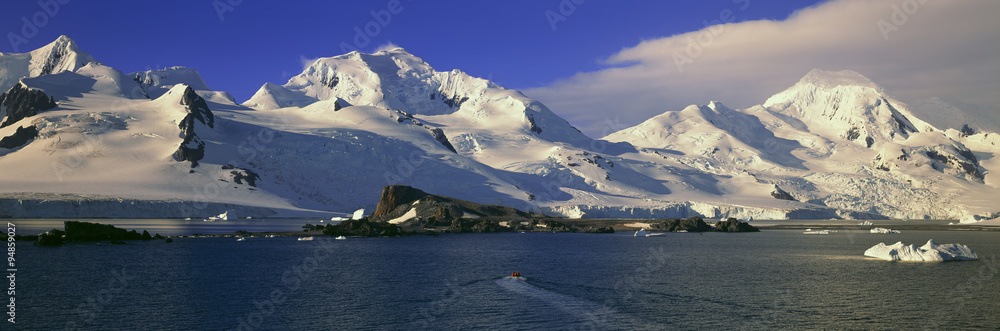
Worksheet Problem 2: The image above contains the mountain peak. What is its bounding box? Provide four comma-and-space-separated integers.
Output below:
797, 69, 878, 90
29, 35, 100, 76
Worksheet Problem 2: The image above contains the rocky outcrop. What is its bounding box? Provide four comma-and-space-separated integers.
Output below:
34, 229, 65, 246
713, 218, 760, 232
584, 226, 615, 233
371, 185, 431, 218
358, 185, 612, 235
429, 128, 458, 153
0, 83, 57, 128
0, 125, 38, 149
650, 217, 714, 232
322, 219, 407, 237
32, 221, 164, 245
173, 86, 215, 167
64, 221, 146, 242
222, 164, 261, 187
771, 185, 796, 201
527, 114, 542, 134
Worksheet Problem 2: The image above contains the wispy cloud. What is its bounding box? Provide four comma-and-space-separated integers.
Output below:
524, 0, 1000, 138
374, 41, 401, 53
299, 55, 320, 72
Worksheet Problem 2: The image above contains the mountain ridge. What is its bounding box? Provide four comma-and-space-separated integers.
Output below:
0, 36, 996, 220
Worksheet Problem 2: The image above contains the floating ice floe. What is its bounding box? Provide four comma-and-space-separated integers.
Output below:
864, 240, 978, 261
634, 229, 648, 237
858, 221, 874, 226
870, 227, 900, 234
803, 229, 830, 235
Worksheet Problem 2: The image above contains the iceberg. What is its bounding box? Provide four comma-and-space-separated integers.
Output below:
803, 229, 829, 235
864, 240, 978, 261
870, 227, 900, 234
634, 229, 648, 237
351, 209, 365, 220
858, 221, 874, 226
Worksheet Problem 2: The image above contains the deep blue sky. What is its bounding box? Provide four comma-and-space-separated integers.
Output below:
1, 0, 827, 102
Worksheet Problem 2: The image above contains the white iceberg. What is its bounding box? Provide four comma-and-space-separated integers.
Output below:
870, 227, 900, 234
634, 229, 647, 237
803, 229, 829, 235
864, 240, 978, 261
858, 221, 874, 226
960, 215, 988, 224
351, 209, 365, 220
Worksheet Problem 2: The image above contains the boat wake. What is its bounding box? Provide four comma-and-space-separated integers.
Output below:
495, 276, 648, 329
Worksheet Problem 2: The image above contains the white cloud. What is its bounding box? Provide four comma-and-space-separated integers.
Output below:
299, 55, 320, 71
373, 41, 401, 53
524, 0, 1000, 138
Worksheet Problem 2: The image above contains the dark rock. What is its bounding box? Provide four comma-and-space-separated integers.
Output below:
322, 218, 407, 237
960, 124, 976, 137
651, 217, 713, 232
771, 185, 796, 201
141, 230, 152, 240
371, 185, 431, 218
441, 92, 469, 108
713, 218, 760, 232
886, 101, 918, 135
64, 221, 144, 242
584, 226, 615, 234
0, 125, 39, 149
0, 83, 58, 128
230, 167, 261, 186
527, 114, 542, 134
173, 86, 214, 167
429, 128, 458, 153
845, 127, 860, 141
34, 229, 64, 246
320, 74, 339, 89
165, 238, 174, 243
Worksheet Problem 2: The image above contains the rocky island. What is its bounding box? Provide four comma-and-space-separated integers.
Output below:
19, 221, 165, 246
320, 185, 757, 237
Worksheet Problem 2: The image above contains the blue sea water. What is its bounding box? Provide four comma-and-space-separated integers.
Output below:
10, 226, 1000, 330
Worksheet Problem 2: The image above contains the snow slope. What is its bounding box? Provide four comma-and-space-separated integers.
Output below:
0, 37, 996, 219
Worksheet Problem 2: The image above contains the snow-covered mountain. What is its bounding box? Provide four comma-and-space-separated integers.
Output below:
606, 69, 996, 219
0, 36, 996, 220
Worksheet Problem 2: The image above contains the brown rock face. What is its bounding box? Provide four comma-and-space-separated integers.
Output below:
371, 185, 429, 218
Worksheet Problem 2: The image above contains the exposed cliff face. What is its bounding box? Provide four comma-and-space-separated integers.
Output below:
371, 185, 430, 218
173, 86, 215, 167
0, 83, 57, 128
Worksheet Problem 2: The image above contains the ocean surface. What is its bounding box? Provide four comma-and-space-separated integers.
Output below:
10, 222, 1000, 330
